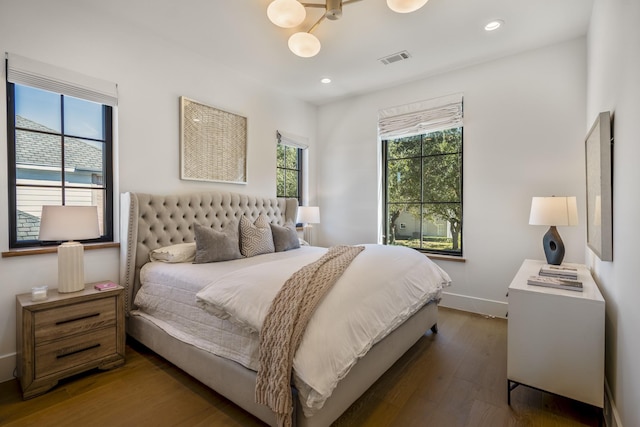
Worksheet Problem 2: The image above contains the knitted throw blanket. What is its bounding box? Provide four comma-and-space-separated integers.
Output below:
255, 245, 365, 427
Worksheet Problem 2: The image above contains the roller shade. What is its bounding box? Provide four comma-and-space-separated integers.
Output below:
378, 93, 463, 140
276, 130, 308, 149
6, 52, 118, 106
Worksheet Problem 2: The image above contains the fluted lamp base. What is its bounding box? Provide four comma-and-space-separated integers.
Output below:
542, 226, 565, 266
57, 241, 86, 293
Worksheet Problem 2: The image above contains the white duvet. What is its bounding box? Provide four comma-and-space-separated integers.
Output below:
196, 244, 451, 415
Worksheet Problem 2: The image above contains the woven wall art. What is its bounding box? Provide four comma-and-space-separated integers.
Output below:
180, 96, 247, 184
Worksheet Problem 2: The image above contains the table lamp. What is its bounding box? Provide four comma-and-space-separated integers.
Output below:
39, 205, 101, 293
297, 206, 320, 246
529, 196, 578, 265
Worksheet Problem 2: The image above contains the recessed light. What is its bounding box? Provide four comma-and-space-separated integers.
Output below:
484, 20, 503, 31
321, 77, 332, 84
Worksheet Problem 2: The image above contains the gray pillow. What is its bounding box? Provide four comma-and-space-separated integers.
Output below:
270, 221, 300, 252
193, 223, 243, 263
240, 214, 275, 257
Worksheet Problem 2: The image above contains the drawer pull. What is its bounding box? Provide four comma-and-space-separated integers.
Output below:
55, 313, 100, 325
56, 344, 101, 359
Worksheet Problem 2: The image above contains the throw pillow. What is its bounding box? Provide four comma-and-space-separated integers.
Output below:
270, 221, 300, 252
193, 223, 243, 263
149, 242, 196, 263
240, 214, 275, 257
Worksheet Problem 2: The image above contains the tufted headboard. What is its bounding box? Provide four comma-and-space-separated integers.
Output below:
119, 191, 298, 314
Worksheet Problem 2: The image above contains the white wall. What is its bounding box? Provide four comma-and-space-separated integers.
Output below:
0, 2, 317, 381
587, 1, 640, 426
317, 38, 587, 317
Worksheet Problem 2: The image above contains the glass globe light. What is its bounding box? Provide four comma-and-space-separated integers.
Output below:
267, 0, 306, 28
288, 32, 321, 58
387, 0, 429, 14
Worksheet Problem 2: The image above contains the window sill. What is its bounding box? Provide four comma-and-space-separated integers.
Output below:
2, 242, 120, 258
426, 253, 466, 263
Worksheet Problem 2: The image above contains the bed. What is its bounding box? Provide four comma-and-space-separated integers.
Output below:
120, 191, 450, 427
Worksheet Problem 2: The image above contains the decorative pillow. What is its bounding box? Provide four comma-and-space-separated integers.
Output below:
149, 242, 196, 263
270, 221, 300, 252
240, 214, 275, 257
193, 223, 243, 264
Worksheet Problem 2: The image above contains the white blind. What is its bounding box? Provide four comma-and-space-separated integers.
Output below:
276, 130, 308, 149
378, 93, 463, 139
6, 53, 118, 106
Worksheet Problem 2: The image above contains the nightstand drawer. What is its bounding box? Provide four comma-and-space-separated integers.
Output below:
34, 297, 116, 343
35, 327, 116, 378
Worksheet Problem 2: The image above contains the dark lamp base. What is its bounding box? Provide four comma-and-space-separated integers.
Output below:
543, 226, 565, 265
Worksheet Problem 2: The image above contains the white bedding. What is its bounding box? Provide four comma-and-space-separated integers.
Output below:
195, 244, 451, 415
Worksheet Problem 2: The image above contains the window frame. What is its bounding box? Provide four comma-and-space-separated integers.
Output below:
382, 127, 464, 256
276, 143, 303, 205
6, 82, 114, 249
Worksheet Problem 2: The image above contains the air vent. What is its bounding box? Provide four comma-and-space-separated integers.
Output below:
379, 50, 412, 65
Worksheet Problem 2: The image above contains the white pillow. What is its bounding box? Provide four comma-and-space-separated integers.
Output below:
149, 242, 196, 263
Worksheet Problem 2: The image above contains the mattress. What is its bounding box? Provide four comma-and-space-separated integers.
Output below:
132, 246, 327, 370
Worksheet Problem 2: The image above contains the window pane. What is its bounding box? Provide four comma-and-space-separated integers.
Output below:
16, 188, 62, 241
387, 158, 420, 203
422, 153, 461, 203
284, 146, 298, 169
422, 128, 462, 156
276, 168, 285, 196
387, 135, 421, 159
285, 170, 298, 198
277, 145, 286, 168
63, 96, 105, 140
64, 137, 105, 187
16, 130, 62, 185
14, 85, 61, 133
422, 204, 462, 252
387, 203, 421, 248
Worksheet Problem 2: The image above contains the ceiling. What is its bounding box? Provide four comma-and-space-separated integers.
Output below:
85, 0, 594, 106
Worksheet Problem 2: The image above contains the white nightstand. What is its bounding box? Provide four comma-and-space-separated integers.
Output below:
507, 259, 604, 408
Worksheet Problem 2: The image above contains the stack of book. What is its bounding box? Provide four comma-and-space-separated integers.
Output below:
538, 264, 578, 280
527, 264, 583, 292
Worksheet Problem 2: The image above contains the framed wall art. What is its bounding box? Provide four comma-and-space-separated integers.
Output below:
585, 111, 613, 261
180, 96, 247, 184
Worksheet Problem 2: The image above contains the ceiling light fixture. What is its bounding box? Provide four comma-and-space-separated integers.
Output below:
320, 77, 332, 83
484, 19, 504, 31
268, 0, 429, 58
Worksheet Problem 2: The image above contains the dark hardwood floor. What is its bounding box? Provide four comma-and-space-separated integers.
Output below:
0, 308, 600, 426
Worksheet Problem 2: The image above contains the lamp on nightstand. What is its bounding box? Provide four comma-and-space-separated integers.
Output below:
297, 206, 320, 246
529, 196, 578, 265
39, 205, 101, 293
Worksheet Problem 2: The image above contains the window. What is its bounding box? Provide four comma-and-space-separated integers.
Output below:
6, 54, 117, 249
276, 130, 307, 205
380, 95, 463, 256
276, 144, 302, 202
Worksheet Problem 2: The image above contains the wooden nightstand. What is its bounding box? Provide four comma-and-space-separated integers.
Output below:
16, 282, 125, 399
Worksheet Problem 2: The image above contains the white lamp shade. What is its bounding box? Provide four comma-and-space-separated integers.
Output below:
267, 0, 306, 28
297, 206, 320, 224
387, 0, 429, 13
39, 205, 101, 241
288, 32, 321, 57
529, 197, 578, 226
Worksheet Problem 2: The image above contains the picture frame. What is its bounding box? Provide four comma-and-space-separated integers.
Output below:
180, 96, 247, 184
585, 111, 613, 261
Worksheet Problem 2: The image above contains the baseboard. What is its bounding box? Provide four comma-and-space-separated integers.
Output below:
604, 378, 623, 427
0, 352, 16, 384
439, 291, 508, 319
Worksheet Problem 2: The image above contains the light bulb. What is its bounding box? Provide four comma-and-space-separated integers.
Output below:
267, 0, 306, 28
288, 32, 321, 58
387, 0, 429, 14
